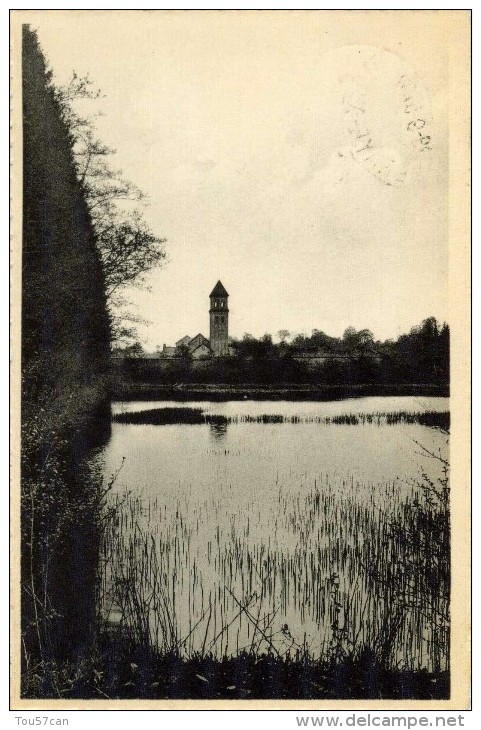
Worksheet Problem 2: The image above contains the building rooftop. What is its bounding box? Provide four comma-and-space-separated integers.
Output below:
210, 280, 229, 298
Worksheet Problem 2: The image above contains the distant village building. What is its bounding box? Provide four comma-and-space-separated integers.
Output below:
115, 279, 382, 369
160, 281, 230, 359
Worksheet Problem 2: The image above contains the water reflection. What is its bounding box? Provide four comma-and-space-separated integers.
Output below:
209, 420, 228, 441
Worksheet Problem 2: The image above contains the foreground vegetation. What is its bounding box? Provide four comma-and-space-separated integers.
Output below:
23, 640, 449, 700
23, 428, 450, 699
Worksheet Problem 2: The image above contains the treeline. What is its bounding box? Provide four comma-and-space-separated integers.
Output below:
117, 317, 449, 387
231, 317, 449, 384
21, 25, 111, 688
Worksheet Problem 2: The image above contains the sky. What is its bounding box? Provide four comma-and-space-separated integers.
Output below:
31, 10, 450, 348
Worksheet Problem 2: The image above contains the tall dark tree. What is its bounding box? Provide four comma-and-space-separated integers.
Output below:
22, 25, 111, 677
22, 26, 110, 422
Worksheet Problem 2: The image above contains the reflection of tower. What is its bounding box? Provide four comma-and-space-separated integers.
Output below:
209, 280, 229, 356
209, 421, 228, 441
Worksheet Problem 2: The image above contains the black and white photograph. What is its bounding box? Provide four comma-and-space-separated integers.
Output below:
10, 9, 471, 709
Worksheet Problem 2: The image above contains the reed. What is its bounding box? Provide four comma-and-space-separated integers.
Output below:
99, 453, 449, 674
113, 407, 206, 424
113, 408, 450, 431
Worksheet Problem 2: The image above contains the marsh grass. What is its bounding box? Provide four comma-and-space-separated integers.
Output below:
113, 408, 449, 431
113, 407, 206, 424
22, 416, 449, 699
98, 460, 449, 676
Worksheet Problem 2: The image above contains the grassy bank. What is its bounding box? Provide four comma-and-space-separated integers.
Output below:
113, 382, 449, 402
25, 636, 449, 700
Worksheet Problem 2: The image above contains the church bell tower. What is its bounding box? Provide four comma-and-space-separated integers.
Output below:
209, 280, 229, 356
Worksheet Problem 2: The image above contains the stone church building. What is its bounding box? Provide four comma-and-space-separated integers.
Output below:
160, 281, 230, 359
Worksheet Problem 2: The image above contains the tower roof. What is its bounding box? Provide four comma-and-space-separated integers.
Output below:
210, 280, 229, 298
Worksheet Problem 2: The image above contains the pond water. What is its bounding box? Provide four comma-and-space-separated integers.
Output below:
100, 396, 449, 670
112, 395, 448, 418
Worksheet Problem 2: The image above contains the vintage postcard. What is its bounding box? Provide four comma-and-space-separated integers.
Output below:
10, 9, 471, 710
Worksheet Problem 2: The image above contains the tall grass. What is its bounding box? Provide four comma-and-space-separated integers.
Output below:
99, 454, 449, 673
